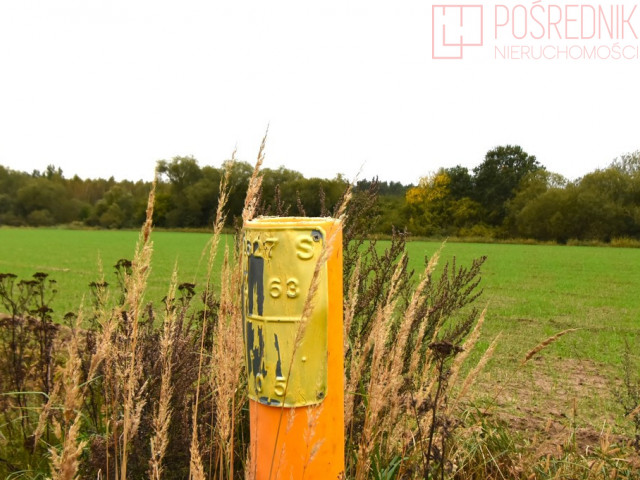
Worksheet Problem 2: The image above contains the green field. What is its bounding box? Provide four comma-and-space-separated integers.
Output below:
405, 241, 640, 363
0, 228, 233, 315
1, 227, 639, 433
2, 228, 639, 364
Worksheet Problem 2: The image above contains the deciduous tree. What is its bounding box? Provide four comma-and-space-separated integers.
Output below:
473, 145, 543, 226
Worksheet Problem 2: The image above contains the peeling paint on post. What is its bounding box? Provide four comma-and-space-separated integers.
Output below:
242, 217, 344, 480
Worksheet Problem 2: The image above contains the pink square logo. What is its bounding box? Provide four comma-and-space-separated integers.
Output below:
432, 5, 484, 59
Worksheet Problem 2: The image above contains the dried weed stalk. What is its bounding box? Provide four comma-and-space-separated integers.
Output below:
342, 181, 488, 479
210, 246, 244, 479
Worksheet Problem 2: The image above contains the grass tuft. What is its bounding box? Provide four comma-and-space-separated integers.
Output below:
521, 328, 579, 365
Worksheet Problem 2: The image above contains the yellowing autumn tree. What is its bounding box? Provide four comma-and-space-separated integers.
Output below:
406, 168, 484, 236
406, 170, 452, 235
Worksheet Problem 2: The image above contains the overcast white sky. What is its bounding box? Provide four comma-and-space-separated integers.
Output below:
0, 0, 639, 185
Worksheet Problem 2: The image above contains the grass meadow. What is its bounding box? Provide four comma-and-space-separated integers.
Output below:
403, 241, 640, 438
2, 229, 638, 409
2, 229, 638, 362
0, 228, 231, 314
1, 225, 639, 478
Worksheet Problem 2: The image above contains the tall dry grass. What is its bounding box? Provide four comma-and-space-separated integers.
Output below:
118, 175, 157, 479
189, 158, 235, 480
46, 312, 86, 480
148, 268, 178, 480
30, 174, 158, 480
341, 181, 499, 479
343, 242, 491, 479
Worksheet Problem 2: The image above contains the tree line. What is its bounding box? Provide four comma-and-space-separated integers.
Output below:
1, 146, 639, 243
405, 146, 640, 242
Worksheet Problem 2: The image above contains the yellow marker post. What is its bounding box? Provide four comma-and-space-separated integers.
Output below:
242, 217, 344, 480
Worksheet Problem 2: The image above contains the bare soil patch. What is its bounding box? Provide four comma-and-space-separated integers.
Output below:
473, 357, 638, 461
